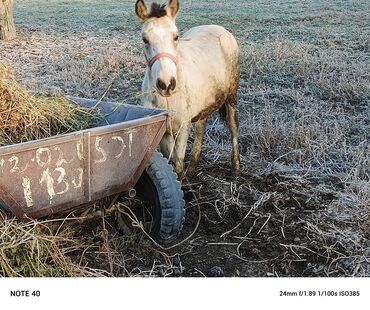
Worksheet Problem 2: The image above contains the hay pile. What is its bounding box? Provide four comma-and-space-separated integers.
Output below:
0, 217, 100, 277
0, 64, 96, 145
0, 203, 156, 277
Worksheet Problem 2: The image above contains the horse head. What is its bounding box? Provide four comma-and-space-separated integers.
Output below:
135, 0, 180, 97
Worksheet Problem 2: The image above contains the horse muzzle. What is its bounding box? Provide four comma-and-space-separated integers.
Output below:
156, 77, 177, 97
148, 52, 178, 96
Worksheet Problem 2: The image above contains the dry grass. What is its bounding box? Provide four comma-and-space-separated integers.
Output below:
237, 38, 369, 169
0, 213, 106, 277
0, 0, 369, 277
0, 202, 183, 277
0, 33, 144, 100
0, 64, 97, 145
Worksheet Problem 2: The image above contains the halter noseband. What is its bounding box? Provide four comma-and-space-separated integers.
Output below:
148, 52, 177, 69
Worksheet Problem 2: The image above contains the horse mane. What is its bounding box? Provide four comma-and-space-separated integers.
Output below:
148, 2, 167, 18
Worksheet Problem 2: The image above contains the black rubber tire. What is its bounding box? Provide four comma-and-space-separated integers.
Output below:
134, 151, 185, 243
0, 199, 11, 220
0, 199, 10, 212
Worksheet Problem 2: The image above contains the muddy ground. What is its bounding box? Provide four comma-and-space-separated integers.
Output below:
110, 159, 369, 277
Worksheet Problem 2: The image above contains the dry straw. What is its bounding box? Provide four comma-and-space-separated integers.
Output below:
0, 64, 97, 145
0, 216, 107, 277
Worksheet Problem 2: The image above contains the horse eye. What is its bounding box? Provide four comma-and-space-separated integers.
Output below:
174, 35, 179, 41
143, 37, 149, 45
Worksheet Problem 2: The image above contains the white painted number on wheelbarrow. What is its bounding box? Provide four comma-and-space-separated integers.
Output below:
16, 132, 135, 206
54, 167, 70, 195
22, 167, 84, 206
9, 156, 28, 173
39, 168, 72, 202
112, 136, 126, 159
39, 168, 55, 203
36, 148, 52, 167
22, 177, 34, 208
94, 137, 107, 163
0, 158, 4, 175
129, 132, 133, 157
94, 133, 133, 163
72, 168, 83, 189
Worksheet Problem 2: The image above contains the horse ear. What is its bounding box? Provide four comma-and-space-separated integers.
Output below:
135, 0, 149, 22
167, 0, 180, 20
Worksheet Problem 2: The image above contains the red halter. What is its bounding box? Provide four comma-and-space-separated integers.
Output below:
148, 52, 177, 69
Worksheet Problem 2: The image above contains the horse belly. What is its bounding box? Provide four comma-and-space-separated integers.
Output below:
191, 91, 227, 122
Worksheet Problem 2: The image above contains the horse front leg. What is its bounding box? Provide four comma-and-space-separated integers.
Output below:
160, 132, 175, 160
173, 122, 191, 178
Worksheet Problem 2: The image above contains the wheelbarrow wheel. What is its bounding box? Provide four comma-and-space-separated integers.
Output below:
119, 151, 185, 243
0, 200, 11, 220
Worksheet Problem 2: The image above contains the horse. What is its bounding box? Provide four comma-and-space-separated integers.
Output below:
135, 0, 240, 177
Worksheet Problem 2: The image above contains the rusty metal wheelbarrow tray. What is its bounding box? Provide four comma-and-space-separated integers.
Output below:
0, 97, 168, 220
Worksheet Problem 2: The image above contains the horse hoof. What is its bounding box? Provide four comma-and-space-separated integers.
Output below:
186, 165, 197, 176
232, 168, 240, 177
174, 167, 185, 180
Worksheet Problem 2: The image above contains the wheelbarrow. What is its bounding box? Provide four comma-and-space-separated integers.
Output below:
0, 97, 185, 242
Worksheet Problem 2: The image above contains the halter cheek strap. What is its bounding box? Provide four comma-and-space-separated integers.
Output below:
148, 52, 177, 69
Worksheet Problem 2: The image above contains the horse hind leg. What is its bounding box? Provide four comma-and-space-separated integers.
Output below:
225, 95, 240, 175
187, 118, 208, 176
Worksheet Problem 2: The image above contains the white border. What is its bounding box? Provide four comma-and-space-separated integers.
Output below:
0, 277, 369, 309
